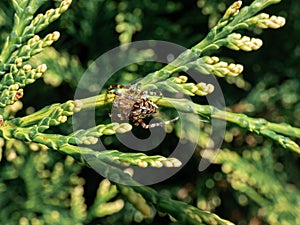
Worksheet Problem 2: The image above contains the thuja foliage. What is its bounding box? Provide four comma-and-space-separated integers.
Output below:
0, 0, 299, 225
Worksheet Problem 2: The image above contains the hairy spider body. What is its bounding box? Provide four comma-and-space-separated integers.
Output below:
108, 84, 178, 129
130, 97, 158, 127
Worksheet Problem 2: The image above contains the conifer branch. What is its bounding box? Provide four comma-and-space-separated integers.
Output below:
11, 88, 299, 156
150, 96, 300, 155
0, 0, 72, 68
0, 118, 182, 168
139, 0, 284, 87
0, 0, 293, 224
213, 148, 300, 224
84, 158, 235, 225
88, 179, 124, 218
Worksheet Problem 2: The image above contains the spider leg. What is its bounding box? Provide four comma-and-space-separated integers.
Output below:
148, 116, 179, 128
137, 116, 179, 129
113, 91, 139, 102
135, 83, 142, 95
141, 90, 163, 97
107, 83, 179, 129
108, 84, 142, 99
108, 84, 132, 91
136, 118, 149, 129
134, 83, 162, 97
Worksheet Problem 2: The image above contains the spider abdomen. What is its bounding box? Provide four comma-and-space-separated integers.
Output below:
130, 98, 158, 121
108, 83, 178, 129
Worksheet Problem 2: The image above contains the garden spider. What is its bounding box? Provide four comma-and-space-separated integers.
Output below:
108, 83, 179, 129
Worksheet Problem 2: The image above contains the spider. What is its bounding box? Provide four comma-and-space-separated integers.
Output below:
107, 83, 179, 129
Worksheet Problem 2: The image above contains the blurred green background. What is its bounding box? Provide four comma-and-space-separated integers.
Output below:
0, 0, 299, 224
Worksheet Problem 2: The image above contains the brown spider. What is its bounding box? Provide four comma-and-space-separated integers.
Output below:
108, 83, 179, 129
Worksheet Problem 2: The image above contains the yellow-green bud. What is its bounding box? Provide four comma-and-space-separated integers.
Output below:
248, 13, 286, 29
182, 83, 198, 93
28, 35, 40, 46
228, 33, 263, 51
116, 123, 132, 133
46, 8, 55, 17
150, 161, 163, 168
37, 64, 47, 73
82, 136, 98, 145
10, 84, 20, 91
178, 75, 188, 83
268, 15, 285, 28
60, 0, 72, 13
88, 136, 98, 144
203, 56, 219, 64
73, 100, 83, 112
137, 161, 148, 168
228, 63, 243, 74
52, 31, 60, 41
14, 89, 24, 101
58, 115, 68, 123
15, 58, 23, 67
32, 14, 43, 25
171, 158, 182, 167
197, 83, 215, 94
162, 160, 173, 167
223, 1, 242, 21
23, 64, 32, 72
102, 128, 116, 135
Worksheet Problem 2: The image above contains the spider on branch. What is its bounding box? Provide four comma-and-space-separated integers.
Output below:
107, 83, 179, 129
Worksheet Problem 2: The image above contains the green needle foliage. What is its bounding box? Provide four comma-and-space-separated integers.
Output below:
213, 145, 300, 224
0, 0, 299, 225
